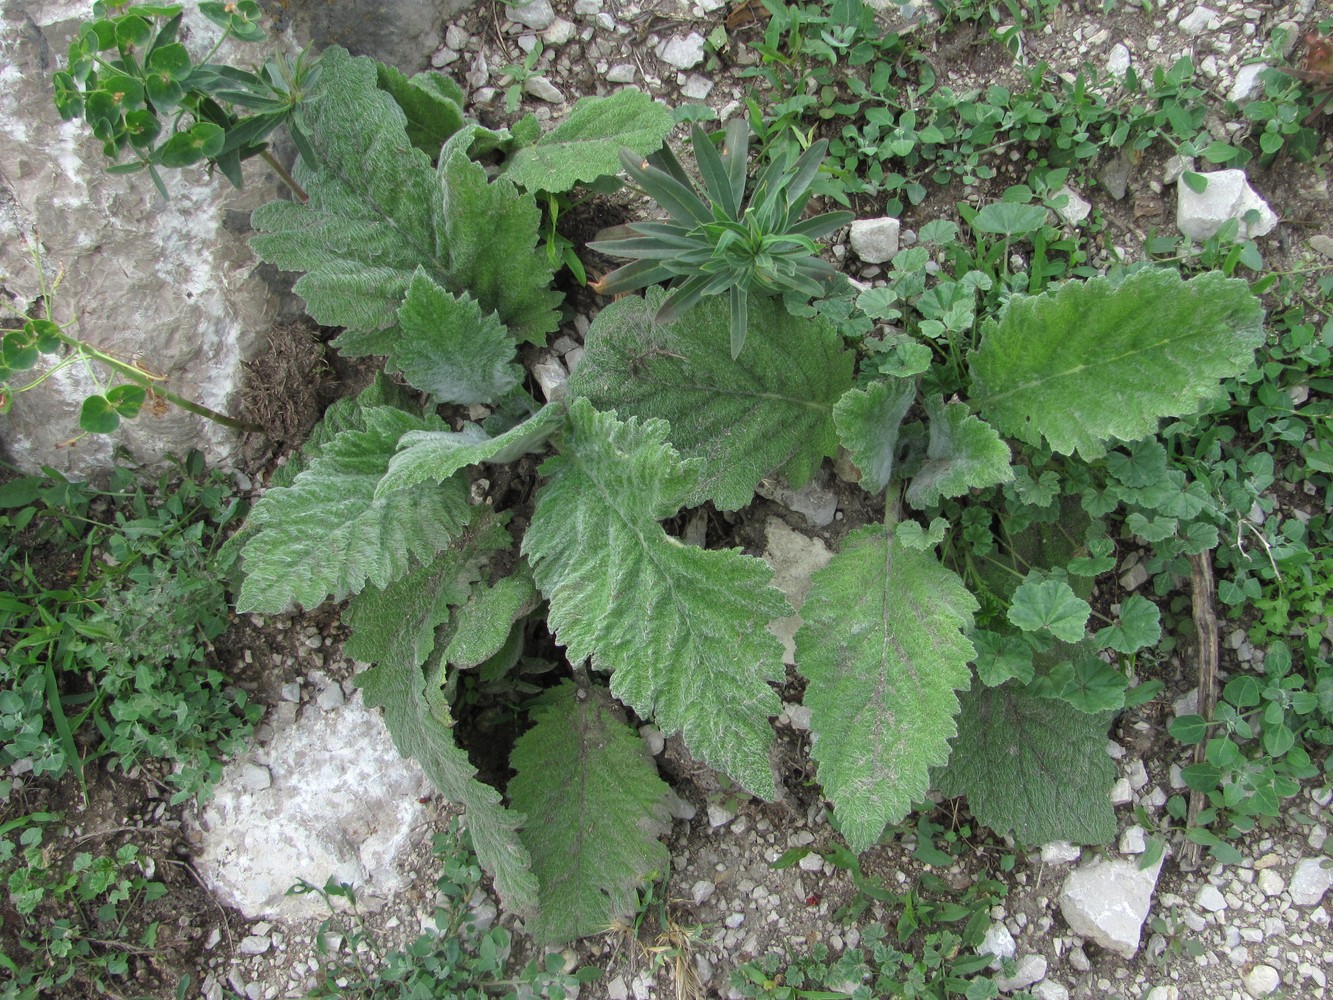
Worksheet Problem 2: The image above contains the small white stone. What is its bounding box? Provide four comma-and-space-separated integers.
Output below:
239, 934, 271, 955
1177, 169, 1278, 241
681, 74, 714, 100
706, 803, 735, 828
1127, 759, 1150, 791
542, 18, 576, 46
239, 763, 272, 792
445, 24, 469, 50
1195, 884, 1227, 912
508, 0, 556, 30
1110, 777, 1134, 805
1289, 857, 1333, 906
315, 685, 345, 711
1119, 826, 1147, 855
1179, 6, 1219, 35
1257, 869, 1285, 897
849, 217, 900, 263
1242, 964, 1280, 997
724, 912, 745, 928
638, 725, 665, 756
1309, 234, 1333, 258
1053, 185, 1091, 225
524, 76, 566, 104
787, 705, 813, 731
606, 63, 637, 84
1031, 982, 1070, 1000
657, 32, 707, 70
995, 954, 1047, 992
1041, 841, 1082, 864
1229, 62, 1268, 102
691, 880, 716, 905
798, 852, 825, 872
606, 975, 629, 1000
1106, 43, 1131, 76
981, 922, 1017, 963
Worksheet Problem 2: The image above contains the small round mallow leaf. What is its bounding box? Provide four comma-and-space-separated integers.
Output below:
972, 202, 1047, 237
80, 395, 122, 434
1168, 714, 1208, 744
1007, 577, 1090, 643
106, 384, 147, 419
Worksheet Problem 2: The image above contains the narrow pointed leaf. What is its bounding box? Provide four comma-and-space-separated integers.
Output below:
509, 682, 671, 943
832, 380, 916, 494
523, 400, 788, 797
347, 513, 537, 917
970, 269, 1265, 459
795, 524, 978, 852
935, 681, 1117, 845
393, 270, 521, 403
568, 288, 854, 510
377, 403, 566, 497
236, 406, 472, 613
905, 397, 1013, 508
502, 89, 672, 193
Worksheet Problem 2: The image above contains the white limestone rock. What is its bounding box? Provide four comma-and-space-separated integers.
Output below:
995, 954, 1047, 992
1176, 169, 1278, 241
1289, 857, 1333, 907
849, 217, 901, 263
761, 517, 833, 666
1058, 853, 1165, 958
507, 0, 555, 30
1053, 185, 1091, 225
191, 696, 431, 919
657, 32, 706, 70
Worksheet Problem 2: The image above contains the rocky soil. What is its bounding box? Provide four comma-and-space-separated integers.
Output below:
7, 0, 1333, 997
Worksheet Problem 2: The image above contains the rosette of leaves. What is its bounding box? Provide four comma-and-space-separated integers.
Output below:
53, 1, 321, 198
589, 119, 852, 358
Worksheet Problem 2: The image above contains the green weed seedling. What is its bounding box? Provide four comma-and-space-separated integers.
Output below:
0, 819, 167, 999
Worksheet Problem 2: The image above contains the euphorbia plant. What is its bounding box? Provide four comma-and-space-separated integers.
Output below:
590, 118, 852, 357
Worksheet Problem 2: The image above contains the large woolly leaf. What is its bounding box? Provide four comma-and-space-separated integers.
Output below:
500, 89, 673, 193
392, 269, 521, 403
375, 62, 465, 157
905, 397, 1012, 508
249, 48, 558, 353
509, 682, 671, 943
236, 406, 472, 613
523, 400, 789, 797
934, 681, 1117, 845
970, 269, 1265, 459
347, 513, 537, 917
567, 289, 854, 510
794, 524, 978, 852
376, 403, 566, 497
832, 379, 916, 494
443, 567, 540, 670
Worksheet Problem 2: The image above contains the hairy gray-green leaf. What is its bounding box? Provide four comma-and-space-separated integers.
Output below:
970, 269, 1265, 459
377, 403, 566, 497
444, 566, 540, 669
250, 48, 558, 354
905, 397, 1012, 508
568, 289, 854, 510
347, 513, 537, 917
375, 62, 465, 157
935, 681, 1117, 845
795, 524, 977, 852
500, 89, 673, 193
832, 379, 916, 494
392, 269, 521, 403
509, 682, 671, 943
523, 400, 789, 797
237, 406, 471, 613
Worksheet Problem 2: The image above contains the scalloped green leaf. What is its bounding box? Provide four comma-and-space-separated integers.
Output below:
501, 88, 673, 193
794, 523, 978, 853
522, 400, 789, 797
905, 397, 1012, 508
392, 269, 521, 403
567, 288, 854, 510
236, 406, 472, 613
376, 403, 566, 497
347, 512, 537, 917
249, 48, 558, 355
1097, 594, 1161, 654
1007, 577, 1090, 643
935, 681, 1117, 845
509, 682, 671, 943
832, 379, 916, 494
970, 269, 1265, 460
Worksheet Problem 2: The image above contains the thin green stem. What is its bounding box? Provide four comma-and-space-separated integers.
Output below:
260, 149, 308, 202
